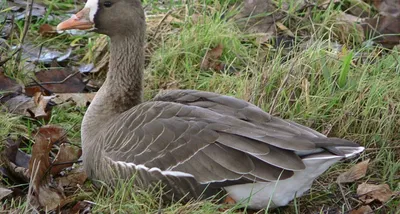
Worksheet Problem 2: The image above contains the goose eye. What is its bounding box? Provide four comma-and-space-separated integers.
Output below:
103, 1, 112, 7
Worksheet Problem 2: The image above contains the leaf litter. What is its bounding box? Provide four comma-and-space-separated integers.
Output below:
1, 125, 88, 211
337, 159, 369, 184
357, 183, 396, 204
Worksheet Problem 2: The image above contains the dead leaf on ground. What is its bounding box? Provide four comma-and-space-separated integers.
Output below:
350, 205, 374, 214
200, 44, 224, 71
335, 12, 365, 44
235, 0, 277, 43
7, 0, 46, 20
25, 69, 86, 96
18, 44, 71, 63
52, 93, 96, 108
0, 72, 22, 92
56, 167, 87, 188
372, 0, 400, 17
1, 92, 55, 120
337, 159, 369, 183
29, 125, 68, 211
51, 144, 82, 175
39, 24, 57, 37
363, 16, 400, 48
61, 200, 92, 214
357, 183, 394, 204
318, 0, 341, 9
0, 187, 13, 200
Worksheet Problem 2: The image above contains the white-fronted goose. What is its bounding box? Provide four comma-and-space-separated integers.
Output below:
57, 0, 364, 209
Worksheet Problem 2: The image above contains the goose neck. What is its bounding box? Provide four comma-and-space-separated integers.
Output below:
81, 34, 145, 142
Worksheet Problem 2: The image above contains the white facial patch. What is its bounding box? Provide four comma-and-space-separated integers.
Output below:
84, 0, 99, 22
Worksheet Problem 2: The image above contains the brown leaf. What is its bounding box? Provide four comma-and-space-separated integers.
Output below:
29, 125, 68, 210
363, 15, 400, 48
0, 187, 13, 200
334, 12, 365, 44
33, 92, 53, 120
0, 72, 22, 92
56, 167, 87, 188
51, 144, 82, 175
52, 93, 96, 108
29, 125, 67, 185
235, 0, 277, 43
200, 44, 224, 71
25, 69, 85, 96
38, 24, 57, 37
372, 0, 400, 17
1, 93, 54, 120
337, 159, 369, 183
36, 186, 65, 211
350, 205, 374, 214
357, 183, 394, 204
61, 201, 91, 214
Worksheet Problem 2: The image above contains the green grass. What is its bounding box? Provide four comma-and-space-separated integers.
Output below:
1, 0, 399, 213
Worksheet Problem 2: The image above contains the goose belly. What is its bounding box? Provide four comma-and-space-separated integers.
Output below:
223, 156, 341, 209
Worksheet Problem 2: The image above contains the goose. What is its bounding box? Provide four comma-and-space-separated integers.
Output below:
57, 0, 364, 209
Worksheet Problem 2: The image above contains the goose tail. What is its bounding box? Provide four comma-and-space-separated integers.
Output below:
315, 138, 364, 158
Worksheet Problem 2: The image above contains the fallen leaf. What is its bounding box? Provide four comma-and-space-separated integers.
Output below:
56, 167, 87, 188
39, 24, 57, 37
0, 72, 22, 92
350, 205, 374, 214
0, 138, 30, 182
276, 22, 294, 37
51, 144, 82, 175
200, 44, 224, 71
363, 16, 400, 48
372, 0, 400, 17
52, 93, 96, 107
1, 21, 14, 39
1, 93, 55, 120
335, 12, 365, 44
29, 125, 68, 210
0, 187, 13, 200
32, 92, 53, 120
29, 125, 67, 185
319, 0, 341, 9
337, 159, 369, 183
25, 69, 86, 96
36, 187, 65, 211
77, 63, 95, 73
61, 201, 91, 214
7, 0, 46, 20
18, 44, 72, 63
235, 0, 277, 43
357, 183, 394, 204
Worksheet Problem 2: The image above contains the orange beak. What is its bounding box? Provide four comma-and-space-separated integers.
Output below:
57, 8, 94, 31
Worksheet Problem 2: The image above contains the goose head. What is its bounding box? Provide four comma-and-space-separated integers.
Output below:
57, 0, 145, 37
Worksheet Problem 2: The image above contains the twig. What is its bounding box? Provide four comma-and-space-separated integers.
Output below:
269, 59, 297, 114
27, 71, 80, 87
28, 77, 53, 94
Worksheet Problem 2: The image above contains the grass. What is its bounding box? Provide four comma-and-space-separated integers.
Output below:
1, 0, 399, 213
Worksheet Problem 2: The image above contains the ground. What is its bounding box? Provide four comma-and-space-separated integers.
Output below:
0, 0, 399, 213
